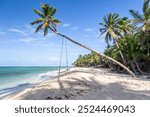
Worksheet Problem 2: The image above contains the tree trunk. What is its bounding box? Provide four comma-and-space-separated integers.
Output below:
56, 32, 136, 78
114, 39, 127, 66
131, 62, 137, 74
109, 30, 127, 66
133, 59, 146, 75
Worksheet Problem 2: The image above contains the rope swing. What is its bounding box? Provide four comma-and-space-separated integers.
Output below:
65, 38, 69, 71
58, 38, 69, 76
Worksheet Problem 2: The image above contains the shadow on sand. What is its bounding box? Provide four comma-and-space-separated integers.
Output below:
17, 70, 150, 100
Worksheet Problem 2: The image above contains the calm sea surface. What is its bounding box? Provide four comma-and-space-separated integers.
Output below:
0, 66, 60, 91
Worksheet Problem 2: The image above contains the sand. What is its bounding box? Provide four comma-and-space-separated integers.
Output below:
1, 67, 150, 100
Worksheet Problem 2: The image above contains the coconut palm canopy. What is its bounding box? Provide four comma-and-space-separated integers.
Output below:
129, 0, 150, 31
99, 13, 121, 44
99, 13, 134, 44
31, 3, 61, 36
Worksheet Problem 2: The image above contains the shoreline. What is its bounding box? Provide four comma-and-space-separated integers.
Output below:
1, 67, 150, 100
0, 68, 66, 99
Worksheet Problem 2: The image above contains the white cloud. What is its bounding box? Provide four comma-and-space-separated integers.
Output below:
19, 36, 57, 48
84, 28, 95, 32
46, 57, 60, 61
47, 33, 56, 38
23, 25, 35, 34
8, 28, 28, 36
71, 26, 79, 30
19, 37, 37, 43
62, 23, 71, 27
0, 31, 7, 35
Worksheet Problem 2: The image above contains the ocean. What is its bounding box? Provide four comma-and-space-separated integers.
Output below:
0, 66, 63, 98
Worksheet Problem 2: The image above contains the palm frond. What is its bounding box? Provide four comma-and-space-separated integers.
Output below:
105, 33, 110, 44
129, 9, 144, 22
51, 23, 57, 30
103, 16, 109, 25
49, 7, 56, 16
53, 19, 61, 25
48, 25, 57, 32
44, 27, 48, 36
143, 0, 150, 13
41, 3, 50, 16
144, 8, 150, 20
33, 9, 45, 18
35, 24, 43, 33
31, 18, 45, 25
99, 29, 107, 36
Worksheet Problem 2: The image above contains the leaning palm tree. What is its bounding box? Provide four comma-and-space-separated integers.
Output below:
99, 13, 127, 65
31, 3, 136, 77
129, 0, 150, 32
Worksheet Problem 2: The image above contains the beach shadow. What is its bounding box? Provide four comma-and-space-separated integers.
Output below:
19, 74, 150, 100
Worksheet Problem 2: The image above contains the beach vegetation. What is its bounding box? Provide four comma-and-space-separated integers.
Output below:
74, 0, 150, 74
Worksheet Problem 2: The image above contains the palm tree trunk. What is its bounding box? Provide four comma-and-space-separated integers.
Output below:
114, 40, 127, 66
110, 31, 127, 66
131, 62, 137, 74
133, 60, 147, 74
56, 32, 136, 78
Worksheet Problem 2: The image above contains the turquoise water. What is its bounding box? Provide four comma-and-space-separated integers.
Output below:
0, 66, 61, 96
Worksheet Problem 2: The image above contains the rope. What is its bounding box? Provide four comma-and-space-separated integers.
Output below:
58, 38, 64, 76
58, 38, 69, 76
65, 39, 69, 71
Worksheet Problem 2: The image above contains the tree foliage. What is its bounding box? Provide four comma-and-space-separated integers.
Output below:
74, 0, 150, 74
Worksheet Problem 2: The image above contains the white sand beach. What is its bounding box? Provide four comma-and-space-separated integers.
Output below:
1, 67, 150, 100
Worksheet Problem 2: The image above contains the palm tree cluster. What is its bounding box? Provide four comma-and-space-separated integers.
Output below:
74, 0, 150, 74
31, 3, 136, 77
74, 52, 107, 67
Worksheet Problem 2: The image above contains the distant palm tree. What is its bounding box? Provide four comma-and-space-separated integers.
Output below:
31, 3, 136, 77
99, 13, 127, 65
129, 0, 150, 32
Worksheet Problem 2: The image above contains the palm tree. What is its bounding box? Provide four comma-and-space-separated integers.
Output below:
31, 3, 136, 77
130, 0, 150, 61
129, 0, 150, 32
118, 34, 146, 74
118, 17, 135, 35
99, 13, 127, 65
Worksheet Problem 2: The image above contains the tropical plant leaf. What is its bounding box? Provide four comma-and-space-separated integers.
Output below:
31, 18, 45, 25
53, 19, 61, 25
129, 9, 144, 22
44, 27, 48, 36
35, 24, 43, 33
48, 25, 57, 32
143, 0, 150, 13
33, 9, 45, 18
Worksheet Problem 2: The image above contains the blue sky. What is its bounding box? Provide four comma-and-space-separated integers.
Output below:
0, 0, 143, 66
